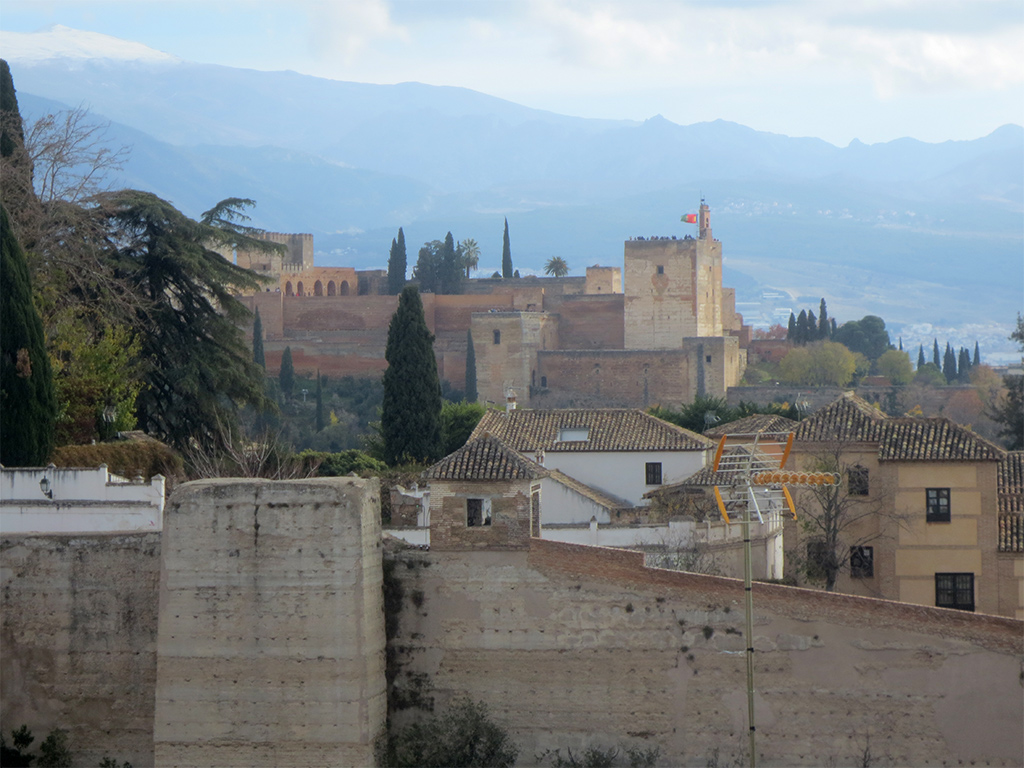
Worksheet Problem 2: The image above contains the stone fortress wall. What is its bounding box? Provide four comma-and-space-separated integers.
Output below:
2, 480, 1021, 766
240, 203, 750, 408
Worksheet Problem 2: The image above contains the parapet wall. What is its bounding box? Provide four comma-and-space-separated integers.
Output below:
388, 538, 1024, 767
154, 478, 387, 768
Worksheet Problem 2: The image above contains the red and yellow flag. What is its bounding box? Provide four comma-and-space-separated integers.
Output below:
681, 213, 697, 223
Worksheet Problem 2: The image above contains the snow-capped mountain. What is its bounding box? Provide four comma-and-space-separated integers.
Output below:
1, 24, 179, 64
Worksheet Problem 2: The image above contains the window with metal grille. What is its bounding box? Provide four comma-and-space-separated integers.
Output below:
849, 546, 873, 578
848, 465, 869, 496
926, 488, 950, 522
645, 462, 663, 485
935, 572, 974, 612
466, 498, 492, 527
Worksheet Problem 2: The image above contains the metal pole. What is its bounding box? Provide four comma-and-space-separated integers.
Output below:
743, 502, 756, 768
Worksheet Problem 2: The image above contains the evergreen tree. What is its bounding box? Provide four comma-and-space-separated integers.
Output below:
807, 310, 817, 341
917, 345, 926, 369
787, 312, 797, 342
830, 318, 837, 336
387, 227, 407, 295
413, 240, 442, 293
440, 231, 463, 295
501, 218, 513, 278
280, 346, 294, 398
898, 337, 903, 351
932, 339, 941, 368
796, 310, 809, 345
1, 204, 56, 465
943, 343, 956, 383
252, 306, 265, 369
382, 286, 442, 465
973, 341, 981, 366
957, 347, 971, 383
315, 369, 325, 432
465, 329, 477, 403
0, 60, 37, 235
818, 298, 829, 339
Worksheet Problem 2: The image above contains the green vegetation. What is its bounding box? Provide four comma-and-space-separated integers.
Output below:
832, 315, 891, 364
544, 256, 569, 277
501, 217, 513, 278
988, 314, 1023, 449
465, 329, 478, 403
649, 396, 799, 434
1, 203, 57, 465
382, 286, 443, 465
440, 400, 487, 455
279, 346, 294, 399
252, 307, 265, 369
538, 744, 659, 768
387, 699, 519, 768
413, 232, 463, 295
459, 238, 480, 278
0, 725, 74, 768
876, 349, 913, 386
779, 341, 857, 387
388, 227, 407, 295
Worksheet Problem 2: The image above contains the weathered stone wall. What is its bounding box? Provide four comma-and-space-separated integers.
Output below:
428, 479, 537, 550
473, 312, 559, 406
1, 533, 161, 768
154, 478, 386, 768
547, 294, 625, 350
387, 538, 1024, 767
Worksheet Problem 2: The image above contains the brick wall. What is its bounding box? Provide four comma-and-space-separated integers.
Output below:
428, 479, 534, 550
548, 294, 625, 349
537, 350, 694, 408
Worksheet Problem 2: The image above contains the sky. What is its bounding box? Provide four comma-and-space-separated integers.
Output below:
1, 0, 1022, 146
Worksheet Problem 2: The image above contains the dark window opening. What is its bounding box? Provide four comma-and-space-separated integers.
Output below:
645, 462, 663, 485
849, 546, 873, 578
935, 572, 974, 612
540, 376, 547, 388
493, 330, 501, 345
467, 498, 491, 527
705, 355, 712, 363
848, 466, 869, 496
656, 265, 665, 275
926, 488, 950, 522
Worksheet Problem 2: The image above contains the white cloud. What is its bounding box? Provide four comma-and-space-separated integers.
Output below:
302, 0, 407, 66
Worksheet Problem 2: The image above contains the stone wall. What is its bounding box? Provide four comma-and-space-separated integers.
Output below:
387, 538, 1024, 767
428, 479, 537, 550
154, 478, 386, 768
0, 532, 161, 768
547, 294, 625, 350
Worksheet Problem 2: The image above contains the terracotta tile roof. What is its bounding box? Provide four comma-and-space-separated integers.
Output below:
998, 452, 1024, 526
878, 419, 1004, 462
424, 435, 545, 481
792, 392, 887, 443
999, 514, 1023, 553
471, 409, 713, 453
545, 469, 632, 511
704, 414, 798, 438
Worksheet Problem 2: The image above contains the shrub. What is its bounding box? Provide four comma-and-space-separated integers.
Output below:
387, 698, 518, 767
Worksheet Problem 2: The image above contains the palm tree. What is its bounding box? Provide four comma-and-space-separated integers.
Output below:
544, 256, 569, 277
459, 238, 480, 278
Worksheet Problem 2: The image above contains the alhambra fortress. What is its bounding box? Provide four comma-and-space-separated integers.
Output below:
238, 203, 748, 407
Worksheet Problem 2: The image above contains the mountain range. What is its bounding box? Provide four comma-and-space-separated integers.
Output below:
2, 25, 1021, 347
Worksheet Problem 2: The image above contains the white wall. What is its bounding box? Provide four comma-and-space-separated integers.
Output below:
1, 465, 165, 534
538, 476, 616, 525
543, 450, 706, 506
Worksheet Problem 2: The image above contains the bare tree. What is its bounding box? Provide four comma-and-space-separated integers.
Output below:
26, 105, 130, 204
183, 420, 318, 480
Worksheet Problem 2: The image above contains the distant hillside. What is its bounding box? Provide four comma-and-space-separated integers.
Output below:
5, 47, 1021, 338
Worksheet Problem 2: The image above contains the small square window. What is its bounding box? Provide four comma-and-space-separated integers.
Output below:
493, 330, 501, 345
656, 265, 665, 275
467, 498, 492, 527
645, 462, 663, 485
935, 572, 974, 612
849, 546, 873, 578
926, 488, 950, 522
705, 355, 712, 363
848, 466, 869, 496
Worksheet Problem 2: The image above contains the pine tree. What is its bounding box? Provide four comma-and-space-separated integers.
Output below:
787, 312, 797, 342
1, 203, 56, 466
973, 341, 980, 366
387, 227, 407, 295
818, 298, 830, 340
917, 345, 925, 369
280, 346, 294, 398
252, 307, 265, 369
465, 329, 478, 403
315, 369, 325, 432
382, 286, 442, 465
501, 218, 513, 279
933, 339, 941, 368
943, 343, 956, 384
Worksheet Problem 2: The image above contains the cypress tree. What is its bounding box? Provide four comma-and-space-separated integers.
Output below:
830, 318, 837, 336
315, 369, 324, 432
917, 345, 925, 369
465, 329, 478, 403
818, 298, 829, 339
973, 341, 980, 366
957, 348, 971, 383
0, 60, 37, 230
1, 204, 56, 466
943, 343, 956, 383
898, 337, 903, 351
932, 339, 941, 368
787, 312, 797, 342
280, 346, 294, 398
440, 231, 462, 295
252, 307, 265, 369
796, 310, 808, 345
387, 227, 407, 295
382, 286, 442, 465
501, 218, 513, 278
807, 310, 817, 341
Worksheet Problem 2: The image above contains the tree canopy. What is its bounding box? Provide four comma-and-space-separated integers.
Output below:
544, 256, 569, 277
413, 232, 463, 295
833, 315, 891, 363
382, 285, 443, 465
501, 218, 513, 278
387, 227, 407, 295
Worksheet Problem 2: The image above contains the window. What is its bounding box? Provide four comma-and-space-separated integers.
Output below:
705, 355, 712, 363
493, 330, 501, 345
926, 488, 950, 522
558, 428, 589, 442
656, 265, 664, 274
540, 376, 547, 388
849, 546, 873, 578
848, 465, 869, 496
935, 572, 974, 612
466, 498, 492, 527
645, 462, 663, 485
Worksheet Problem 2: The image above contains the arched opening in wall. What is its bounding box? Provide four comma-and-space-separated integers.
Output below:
340, 280, 351, 296
297, 281, 305, 297
314, 280, 323, 296
327, 281, 336, 296
285, 281, 294, 296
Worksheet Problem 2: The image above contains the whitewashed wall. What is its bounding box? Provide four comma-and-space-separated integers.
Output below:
538, 475, 616, 525
543, 450, 706, 505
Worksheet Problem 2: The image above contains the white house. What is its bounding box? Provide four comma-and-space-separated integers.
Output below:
0, 464, 165, 534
